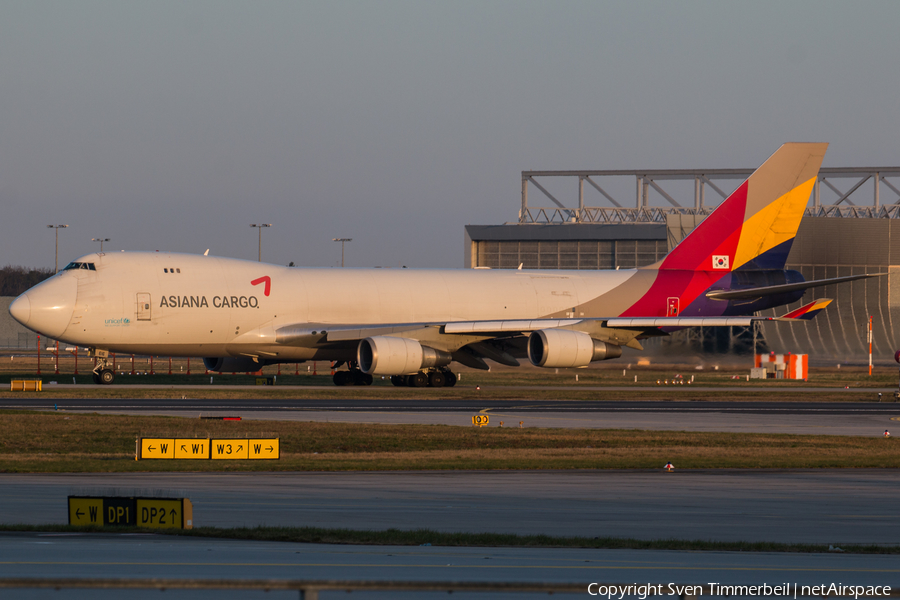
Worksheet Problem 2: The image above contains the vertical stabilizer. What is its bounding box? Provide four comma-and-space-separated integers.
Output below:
657, 142, 827, 272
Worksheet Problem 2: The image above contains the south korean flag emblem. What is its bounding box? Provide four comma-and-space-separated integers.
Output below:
712, 255, 730, 270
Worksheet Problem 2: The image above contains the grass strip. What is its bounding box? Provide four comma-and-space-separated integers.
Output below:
1, 411, 899, 471
0, 364, 896, 400
1, 362, 894, 389
0, 524, 894, 554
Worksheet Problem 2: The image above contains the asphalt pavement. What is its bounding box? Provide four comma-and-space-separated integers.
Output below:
2, 532, 899, 599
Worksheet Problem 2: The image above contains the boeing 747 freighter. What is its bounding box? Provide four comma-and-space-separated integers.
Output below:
9, 143, 876, 386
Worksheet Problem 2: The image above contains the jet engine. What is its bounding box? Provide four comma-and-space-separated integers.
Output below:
203, 357, 264, 373
527, 329, 622, 368
358, 336, 451, 375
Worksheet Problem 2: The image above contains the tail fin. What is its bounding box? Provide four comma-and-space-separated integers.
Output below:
658, 143, 827, 272
778, 298, 832, 321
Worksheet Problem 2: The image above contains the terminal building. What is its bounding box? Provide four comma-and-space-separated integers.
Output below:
465, 167, 900, 363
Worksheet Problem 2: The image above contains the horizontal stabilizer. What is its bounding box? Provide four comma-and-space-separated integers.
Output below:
776, 299, 832, 321
705, 273, 887, 301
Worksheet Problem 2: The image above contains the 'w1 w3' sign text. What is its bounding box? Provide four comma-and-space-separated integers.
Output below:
138, 438, 279, 460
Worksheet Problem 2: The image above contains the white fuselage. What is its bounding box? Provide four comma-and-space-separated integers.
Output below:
13, 251, 640, 361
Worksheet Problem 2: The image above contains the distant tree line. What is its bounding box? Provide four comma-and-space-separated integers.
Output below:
0, 266, 54, 296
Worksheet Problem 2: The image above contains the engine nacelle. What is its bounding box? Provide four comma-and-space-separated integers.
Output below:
203, 357, 264, 373
527, 329, 622, 368
357, 336, 451, 375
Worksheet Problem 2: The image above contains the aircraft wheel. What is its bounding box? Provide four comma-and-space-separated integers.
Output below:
99, 369, 115, 385
333, 371, 350, 386
390, 375, 405, 387
427, 371, 445, 388
92, 372, 101, 384
352, 371, 373, 386
408, 372, 428, 387
443, 370, 457, 387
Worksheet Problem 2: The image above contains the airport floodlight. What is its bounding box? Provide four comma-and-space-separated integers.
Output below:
332, 238, 352, 267
92, 237, 110, 252
250, 224, 273, 262
47, 225, 69, 272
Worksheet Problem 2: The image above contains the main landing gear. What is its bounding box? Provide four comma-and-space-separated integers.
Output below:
331, 364, 457, 388
390, 369, 457, 388
332, 365, 374, 387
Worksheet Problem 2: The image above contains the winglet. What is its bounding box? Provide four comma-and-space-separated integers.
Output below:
777, 299, 832, 321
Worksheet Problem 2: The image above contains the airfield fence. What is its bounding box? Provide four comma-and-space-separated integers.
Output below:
0, 345, 326, 379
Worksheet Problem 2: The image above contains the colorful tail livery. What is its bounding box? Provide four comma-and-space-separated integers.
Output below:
779, 299, 833, 321
662, 142, 826, 273
622, 143, 880, 319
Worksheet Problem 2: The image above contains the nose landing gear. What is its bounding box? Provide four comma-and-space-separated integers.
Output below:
89, 349, 116, 385
92, 368, 115, 385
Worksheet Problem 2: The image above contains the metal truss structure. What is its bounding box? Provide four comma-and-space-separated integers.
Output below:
519, 167, 900, 224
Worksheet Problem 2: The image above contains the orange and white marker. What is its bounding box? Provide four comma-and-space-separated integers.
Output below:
885, 430, 891, 438
664, 462, 675, 472
868, 316, 874, 376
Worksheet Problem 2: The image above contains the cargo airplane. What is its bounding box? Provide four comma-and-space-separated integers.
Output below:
9, 143, 879, 386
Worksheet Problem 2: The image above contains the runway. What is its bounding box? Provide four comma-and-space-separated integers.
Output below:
3, 397, 900, 435
4, 398, 898, 412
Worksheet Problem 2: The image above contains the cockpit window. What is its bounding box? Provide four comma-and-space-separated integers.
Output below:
63, 262, 96, 271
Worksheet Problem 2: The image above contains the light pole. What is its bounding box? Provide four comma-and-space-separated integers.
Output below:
47, 225, 69, 272
332, 238, 352, 267
92, 237, 110, 252
250, 224, 272, 262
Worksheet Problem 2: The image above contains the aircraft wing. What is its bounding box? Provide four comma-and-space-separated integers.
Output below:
276, 323, 440, 346
273, 300, 830, 356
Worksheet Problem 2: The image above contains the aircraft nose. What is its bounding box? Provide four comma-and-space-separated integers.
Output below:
10, 275, 77, 338
9, 294, 31, 325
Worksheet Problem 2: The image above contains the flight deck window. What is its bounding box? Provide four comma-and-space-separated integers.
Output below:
63, 262, 95, 271
164, 269, 168, 273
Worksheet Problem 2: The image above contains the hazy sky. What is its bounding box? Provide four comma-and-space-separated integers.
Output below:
2, 1, 898, 269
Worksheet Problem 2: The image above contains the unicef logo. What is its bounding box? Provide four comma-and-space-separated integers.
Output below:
104, 317, 131, 327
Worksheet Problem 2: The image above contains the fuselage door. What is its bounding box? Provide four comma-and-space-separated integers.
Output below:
136, 293, 151, 321
666, 297, 680, 317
